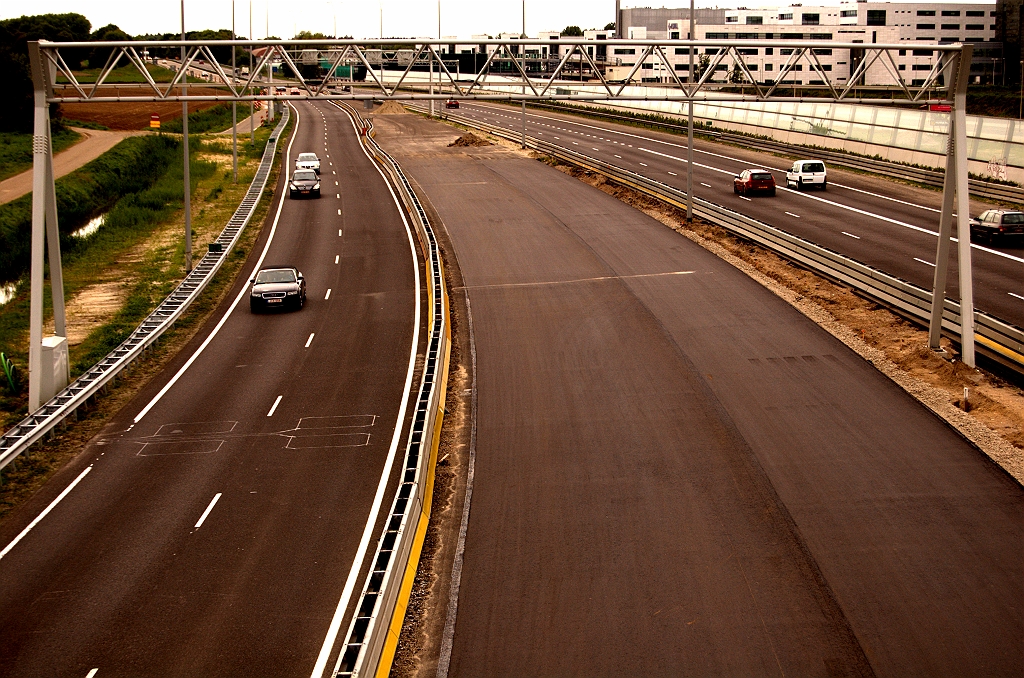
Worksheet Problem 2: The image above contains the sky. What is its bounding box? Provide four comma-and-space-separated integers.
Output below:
4, 0, 987, 40
3, 1, 618, 40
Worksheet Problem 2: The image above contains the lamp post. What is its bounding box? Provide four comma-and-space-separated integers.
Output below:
687, 0, 695, 223
181, 0, 193, 273
231, 0, 238, 183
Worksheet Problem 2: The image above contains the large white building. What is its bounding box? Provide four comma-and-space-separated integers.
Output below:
613, 2, 1001, 85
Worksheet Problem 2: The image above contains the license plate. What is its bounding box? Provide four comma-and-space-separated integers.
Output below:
301, 190, 309, 194
267, 299, 282, 303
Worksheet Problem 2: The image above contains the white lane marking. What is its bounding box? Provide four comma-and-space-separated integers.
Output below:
0, 466, 92, 561
325, 288, 332, 300
740, 195, 752, 201
914, 257, 937, 267
267, 395, 283, 417
335, 181, 338, 186
592, 147, 599, 151
305, 333, 315, 348
338, 229, 342, 236
86, 670, 98, 678
337, 209, 341, 215
553, 136, 559, 139
1010, 292, 1024, 301
337, 193, 340, 199
194, 493, 222, 529
842, 231, 861, 239
134, 103, 302, 424
785, 211, 801, 218
633, 146, 1024, 263
335, 255, 340, 264
701, 182, 712, 188
316, 101, 423, 678
614, 154, 622, 158
667, 171, 677, 176
493, 105, 950, 215
572, 141, 578, 145
639, 162, 648, 167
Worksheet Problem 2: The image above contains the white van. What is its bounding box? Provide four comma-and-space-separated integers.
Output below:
786, 160, 827, 190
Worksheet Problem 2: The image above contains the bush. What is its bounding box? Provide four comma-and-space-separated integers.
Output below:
0, 134, 216, 283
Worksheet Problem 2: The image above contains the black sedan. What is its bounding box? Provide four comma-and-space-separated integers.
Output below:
289, 169, 321, 199
249, 266, 306, 312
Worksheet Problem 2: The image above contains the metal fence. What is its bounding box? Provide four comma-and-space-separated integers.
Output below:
0, 108, 291, 474
331, 104, 452, 678
425, 105, 1024, 374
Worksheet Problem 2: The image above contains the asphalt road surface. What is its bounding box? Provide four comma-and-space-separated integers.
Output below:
453, 102, 1024, 329
373, 113, 1023, 677
0, 102, 422, 677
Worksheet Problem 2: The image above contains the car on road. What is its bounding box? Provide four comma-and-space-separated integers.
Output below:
289, 169, 320, 198
295, 152, 321, 175
734, 169, 777, 196
786, 160, 827, 190
249, 266, 306, 312
445, 98, 460, 109
275, 86, 286, 94
290, 87, 300, 95
970, 210, 1024, 244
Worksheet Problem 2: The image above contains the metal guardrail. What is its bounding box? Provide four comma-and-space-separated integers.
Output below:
425, 104, 1024, 374
331, 105, 451, 677
0, 107, 292, 473
521, 102, 1024, 207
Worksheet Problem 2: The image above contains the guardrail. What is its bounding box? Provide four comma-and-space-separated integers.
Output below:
518, 102, 1024, 207
331, 104, 452, 677
0, 106, 292, 475
420, 104, 1024, 374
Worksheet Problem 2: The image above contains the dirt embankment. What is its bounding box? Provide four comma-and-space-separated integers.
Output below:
57, 86, 226, 130
448, 133, 491, 148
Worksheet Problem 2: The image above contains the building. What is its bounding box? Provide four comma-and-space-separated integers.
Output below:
613, 2, 1001, 85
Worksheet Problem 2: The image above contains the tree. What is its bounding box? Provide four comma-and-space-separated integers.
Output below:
87, 24, 131, 69
0, 13, 92, 132
729, 62, 745, 84
560, 26, 583, 37
604, 22, 616, 31
693, 54, 711, 82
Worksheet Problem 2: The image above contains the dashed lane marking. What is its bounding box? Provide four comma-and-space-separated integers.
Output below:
194, 493, 222, 529
267, 396, 283, 417
305, 333, 315, 348
914, 257, 936, 267
842, 231, 861, 239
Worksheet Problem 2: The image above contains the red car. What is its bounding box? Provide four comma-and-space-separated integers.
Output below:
445, 99, 459, 109
734, 169, 777, 196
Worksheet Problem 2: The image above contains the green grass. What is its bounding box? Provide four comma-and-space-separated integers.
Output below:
62, 119, 110, 131
0, 129, 83, 182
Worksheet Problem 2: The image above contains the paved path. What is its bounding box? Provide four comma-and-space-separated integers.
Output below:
0, 128, 144, 205
214, 107, 268, 136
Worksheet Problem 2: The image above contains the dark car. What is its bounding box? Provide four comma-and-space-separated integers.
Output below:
734, 169, 777, 196
444, 98, 459, 109
289, 169, 320, 198
249, 266, 306, 312
970, 210, 1024, 244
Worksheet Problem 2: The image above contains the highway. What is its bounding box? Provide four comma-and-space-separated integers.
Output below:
0, 102, 422, 676
453, 102, 1024, 329
373, 112, 1024, 677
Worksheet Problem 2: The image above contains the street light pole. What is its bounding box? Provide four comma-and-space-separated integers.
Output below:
249, 1, 254, 147
687, 0, 695, 223
181, 0, 193, 273
521, 0, 527, 149
231, 0, 238, 183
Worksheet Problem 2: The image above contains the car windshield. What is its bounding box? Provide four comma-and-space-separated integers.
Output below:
297, 154, 318, 161
1002, 213, 1024, 224
752, 173, 773, 180
256, 269, 296, 284
293, 170, 317, 181
803, 163, 825, 173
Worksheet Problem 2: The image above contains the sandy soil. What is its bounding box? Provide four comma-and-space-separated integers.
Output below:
58, 86, 226, 130
447, 133, 491, 148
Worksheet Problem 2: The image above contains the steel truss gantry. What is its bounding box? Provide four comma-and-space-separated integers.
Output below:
24, 37, 976, 412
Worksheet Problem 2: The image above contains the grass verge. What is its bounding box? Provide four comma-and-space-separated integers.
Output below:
0, 113, 292, 523
0, 128, 84, 182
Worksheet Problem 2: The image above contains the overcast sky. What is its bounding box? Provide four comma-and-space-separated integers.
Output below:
5, 1, 617, 40
5, 0, 985, 40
